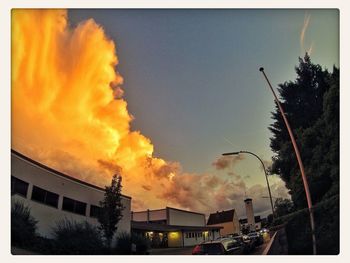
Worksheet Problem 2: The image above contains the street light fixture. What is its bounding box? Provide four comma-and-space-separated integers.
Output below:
222, 150, 275, 219
259, 67, 317, 255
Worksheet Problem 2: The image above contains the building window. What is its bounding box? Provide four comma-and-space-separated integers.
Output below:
62, 197, 87, 216
31, 186, 59, 208
90, 204, 102, 218
11, 176, 29, 197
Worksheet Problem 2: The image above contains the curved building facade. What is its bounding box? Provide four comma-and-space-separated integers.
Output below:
11, 150, 131, 239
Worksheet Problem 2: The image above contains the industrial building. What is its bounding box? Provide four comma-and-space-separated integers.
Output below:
11, 150, 132, 239
131, 207, 222, 248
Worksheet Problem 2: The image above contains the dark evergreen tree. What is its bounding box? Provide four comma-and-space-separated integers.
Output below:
97, 174, 125, 249
274, 198, 295, 218
269, 54, 339, 209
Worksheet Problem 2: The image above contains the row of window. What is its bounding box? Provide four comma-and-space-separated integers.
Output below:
11, 176, 102, 218
185, 232, 205, 239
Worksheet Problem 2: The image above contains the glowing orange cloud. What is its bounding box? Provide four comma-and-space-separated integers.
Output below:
12, 9, 289, 214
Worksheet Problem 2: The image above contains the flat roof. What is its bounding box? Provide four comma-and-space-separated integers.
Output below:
132, 206, 205, 217
131, 221, 223, 232
11, 149, 132, 200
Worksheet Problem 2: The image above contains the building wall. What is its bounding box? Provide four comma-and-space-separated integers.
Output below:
11, 152, 131, 239
232, 210, 240, 234
168, 231, 183, 247
168, 208, 205, 226
245, 199, 255, 231
209, 222, 234, 236
132, 211, 148, 221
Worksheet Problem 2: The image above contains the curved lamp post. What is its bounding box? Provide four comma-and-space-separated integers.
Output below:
259, 67, 317, 255
222, 150, 275, 219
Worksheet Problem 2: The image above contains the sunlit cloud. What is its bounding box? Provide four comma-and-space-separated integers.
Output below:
12, 9, 290, 216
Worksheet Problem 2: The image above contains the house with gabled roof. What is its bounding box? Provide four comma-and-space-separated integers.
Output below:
207, 208, 240, 236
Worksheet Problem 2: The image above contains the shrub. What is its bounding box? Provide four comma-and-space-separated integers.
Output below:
132, 234, 150, 254
115, 232, 132, 254
284, 195, 339, 255
11, 201, 38, 248
115, 232, 150, 255
51, 219, 106, 254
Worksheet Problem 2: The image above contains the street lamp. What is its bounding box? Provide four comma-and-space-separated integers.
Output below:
259, 67, 317, 255
222, 150, 275, 219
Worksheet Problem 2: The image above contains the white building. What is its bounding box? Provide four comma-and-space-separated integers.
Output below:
207, 209, 240, 236
131, 207, 222, 248
244, 198, 256, 232
11, 150, 131, 239
239, 216, 262, 232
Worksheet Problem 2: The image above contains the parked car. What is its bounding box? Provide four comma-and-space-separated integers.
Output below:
247, 231, 264, 246
192, 238, 244, 255
231, 235, 254, 254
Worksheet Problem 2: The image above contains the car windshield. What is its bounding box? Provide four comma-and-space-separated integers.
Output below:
202, 243, 224, 254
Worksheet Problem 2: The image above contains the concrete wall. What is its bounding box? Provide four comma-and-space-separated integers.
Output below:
168, 208, 205, 226
11, 152, 131, 238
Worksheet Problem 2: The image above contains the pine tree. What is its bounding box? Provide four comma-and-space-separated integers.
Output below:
97, 174, 125, 249
269, 54, 339, 209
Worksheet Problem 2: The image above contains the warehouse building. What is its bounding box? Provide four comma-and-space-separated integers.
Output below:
11, 150, 131, 239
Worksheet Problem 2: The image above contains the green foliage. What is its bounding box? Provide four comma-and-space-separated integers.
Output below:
51, 219, 106, 254
114, 232, 150, 255
115, 232, 132, 254
268, 55, 339, 254
11, 201, 38, 248
269, 54, 339, 209
284, 195, 339, 255
98, 174, 125, 248
274, 198, 295, 218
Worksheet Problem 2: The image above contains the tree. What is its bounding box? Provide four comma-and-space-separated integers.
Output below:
274, 198, 295, 218
52, 219, 105, 254
269, 54, 339, 209
97, 174, 125, 249
11, 201, 38, 248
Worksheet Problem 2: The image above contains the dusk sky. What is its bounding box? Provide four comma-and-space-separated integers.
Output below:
69, 10, 338, 185
12, 9, 338, 217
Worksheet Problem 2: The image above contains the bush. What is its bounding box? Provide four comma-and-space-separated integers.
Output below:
115, 232, 132, 254
115, 232, 150, 255
51, 219, 106, 254
132, 234, 150, 254
284, 195, 339, 255
11, 201, 38, 248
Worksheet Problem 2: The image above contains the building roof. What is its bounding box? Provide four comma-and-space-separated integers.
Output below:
131, 221, 222, 232
132, 206, 205, 217
207, 209, 235, 225
11, 149, 132, 200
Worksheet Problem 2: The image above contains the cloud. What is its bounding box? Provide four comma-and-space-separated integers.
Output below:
12, 10, 290, 218
212, 155, 244, 170
300, 13, 314, 55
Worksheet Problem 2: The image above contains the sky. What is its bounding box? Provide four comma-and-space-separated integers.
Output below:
12, 9, 339, 218
69, 9, 338, 179
69, 9, 338, 183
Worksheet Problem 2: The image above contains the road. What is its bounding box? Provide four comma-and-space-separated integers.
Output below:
149, 241, 269, 255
